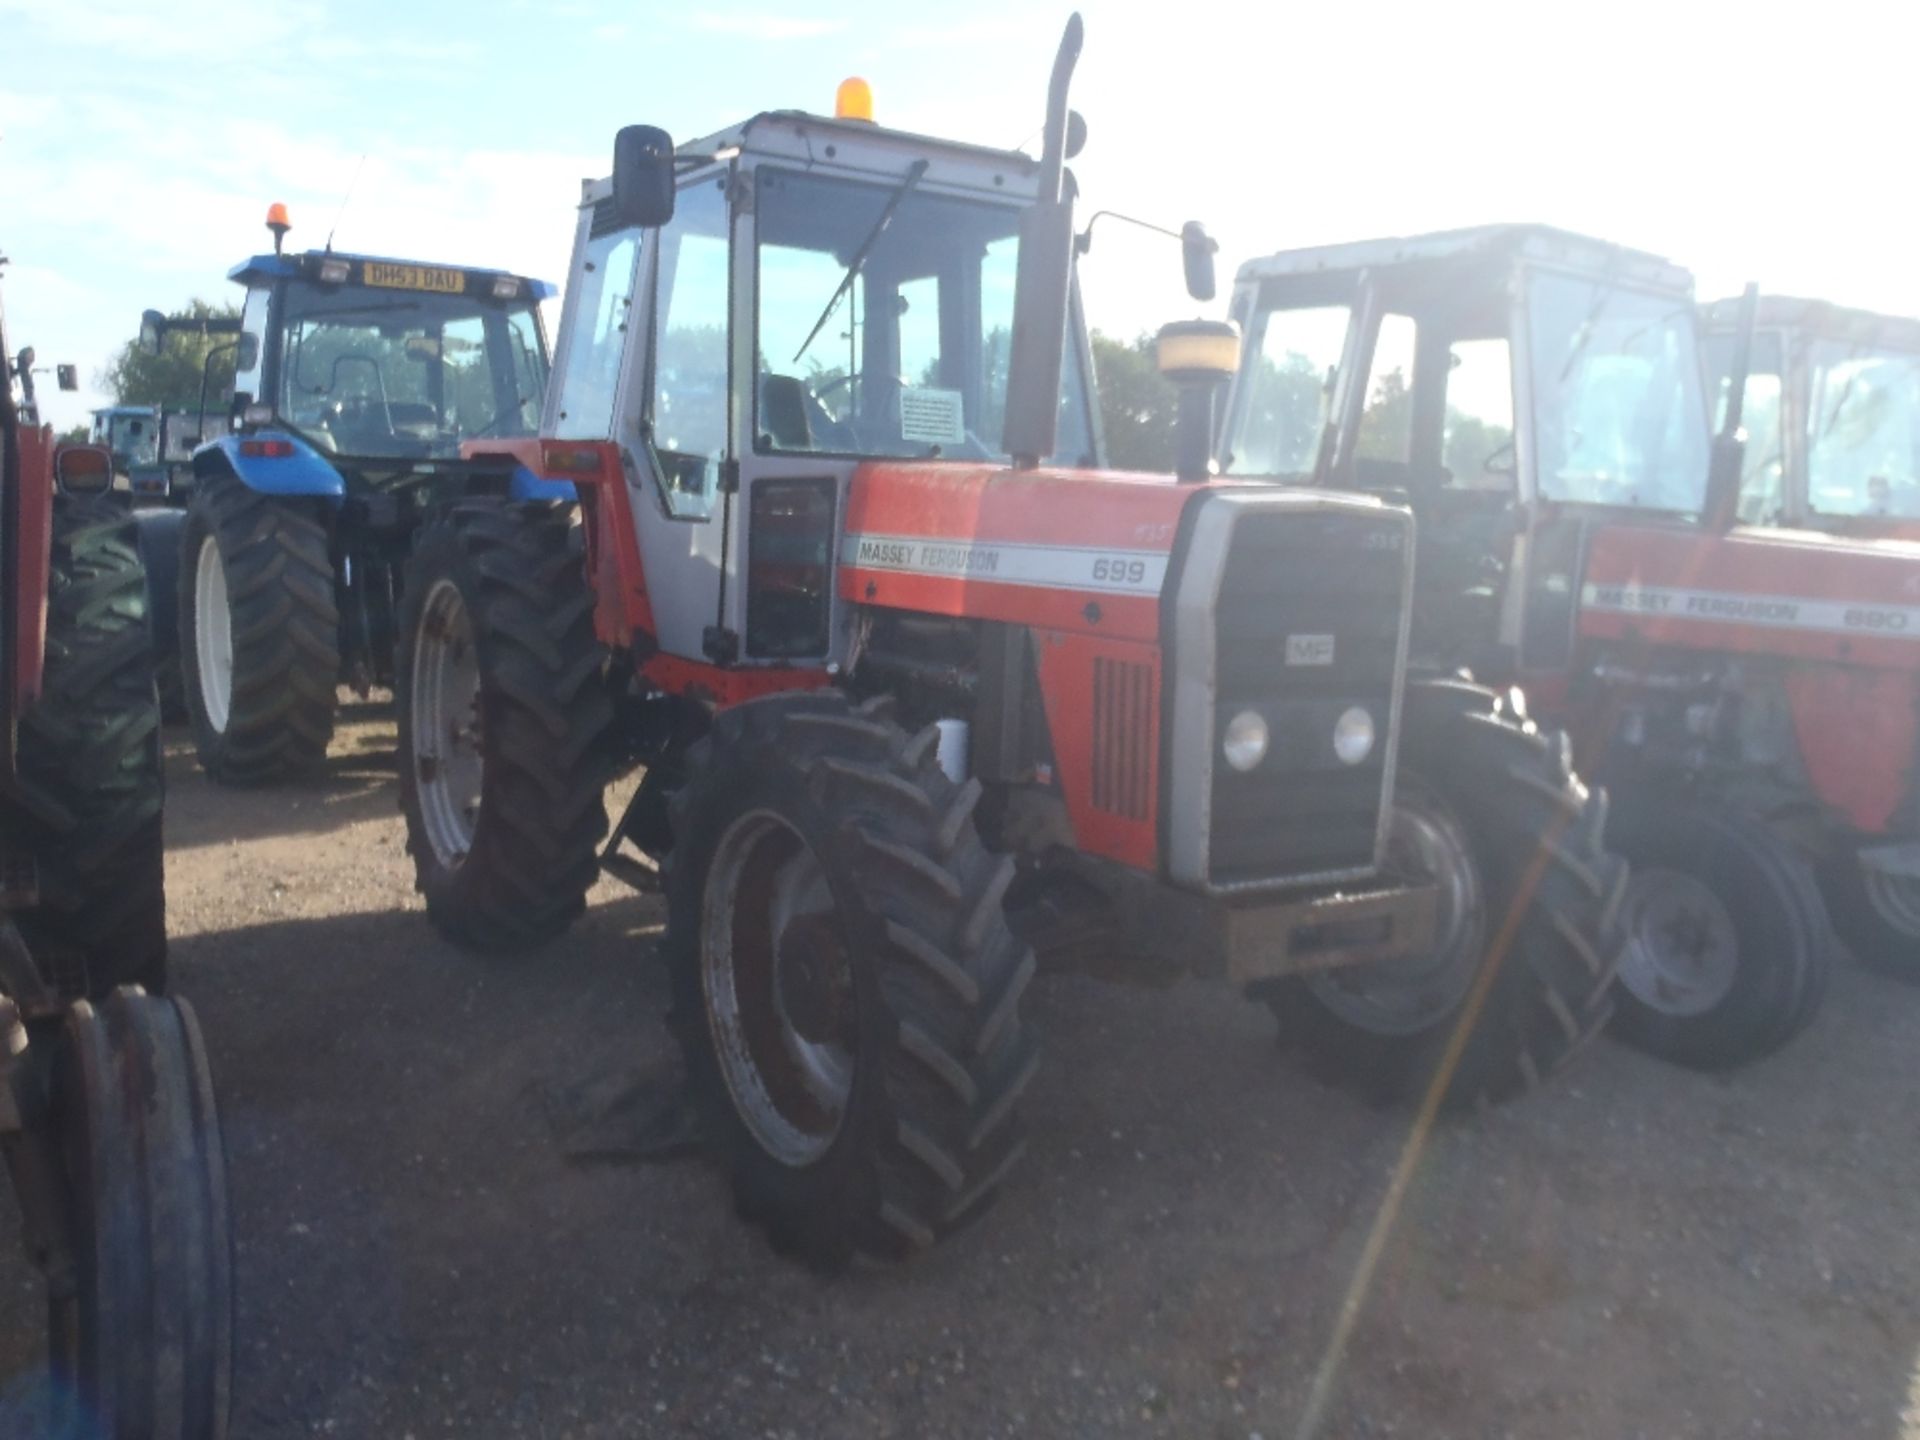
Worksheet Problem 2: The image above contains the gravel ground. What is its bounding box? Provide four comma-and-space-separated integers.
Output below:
3, 704, 1917, 1438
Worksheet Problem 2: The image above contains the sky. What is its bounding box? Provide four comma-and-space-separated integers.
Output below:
2, 0, 1913, 434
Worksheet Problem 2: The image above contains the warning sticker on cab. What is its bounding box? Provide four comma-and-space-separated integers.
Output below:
899, 386, 965, 446
362, 262, 467, 295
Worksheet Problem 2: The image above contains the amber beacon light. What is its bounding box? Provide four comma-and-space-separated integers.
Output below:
835, 77, 875, 122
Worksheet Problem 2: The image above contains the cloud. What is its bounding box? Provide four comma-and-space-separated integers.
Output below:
690, 13, 848, 40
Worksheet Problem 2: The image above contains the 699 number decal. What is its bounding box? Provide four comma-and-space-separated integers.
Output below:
1090, 555, 1151, 586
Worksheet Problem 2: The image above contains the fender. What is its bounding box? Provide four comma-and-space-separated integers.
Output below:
193, 430, 345, 498
5, 425, 55, 733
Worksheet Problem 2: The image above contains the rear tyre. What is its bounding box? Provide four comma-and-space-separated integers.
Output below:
45, 989, 233, 1440
397, 500, 612, 951
0, 493, 166, 998
664, 691, 1038, 1270
1607, 798, 1829, 1067
1269, 678, 1625, 1108
177, 471, 338, 784
1818, 844, 1920, 981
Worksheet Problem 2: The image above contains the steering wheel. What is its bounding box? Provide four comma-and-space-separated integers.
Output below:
809, 372, 913, 448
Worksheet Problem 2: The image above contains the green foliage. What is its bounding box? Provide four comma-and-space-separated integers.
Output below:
103, 299, 240, 408
1090, 331, 1176, 471
57, 424, 89, 444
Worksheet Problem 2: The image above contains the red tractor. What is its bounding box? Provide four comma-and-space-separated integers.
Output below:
1216, 225, 1920, 1069
1, 267, 231, 1436
394, 23, 1623, 1269
1700, 293, 1920, 543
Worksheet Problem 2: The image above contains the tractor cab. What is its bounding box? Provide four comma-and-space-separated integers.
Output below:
1217, 224, 1712, 677
153, 225, 561, 503
90, 403, 163, 473
537, 81, 1108, 669
1701, 294, 1920, 541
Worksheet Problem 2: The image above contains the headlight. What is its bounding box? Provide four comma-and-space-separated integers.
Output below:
1222, 710, 1269, 772
1333, 706, 1375, 766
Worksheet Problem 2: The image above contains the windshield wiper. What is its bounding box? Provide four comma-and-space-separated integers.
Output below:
1556, 284, 1618, 384
790, 159, 930, 364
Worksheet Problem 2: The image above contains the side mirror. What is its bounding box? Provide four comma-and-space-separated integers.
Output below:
1181, 222, 1218, 303
56, 364, 78, 392
139, 309, 166, 357
611, 125, 677, 230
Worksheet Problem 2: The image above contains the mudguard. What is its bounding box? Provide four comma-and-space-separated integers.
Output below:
193, 430, 345, 498
130, 507, 184, 673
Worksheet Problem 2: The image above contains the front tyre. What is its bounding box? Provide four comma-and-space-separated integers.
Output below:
1818, 844, 1920, 981
665, 692, 1038, 1270
397, 501, 612, 951
177, 472, 339, 783
1270, 678, 1626, 1108
1607, 799, 1829, 1067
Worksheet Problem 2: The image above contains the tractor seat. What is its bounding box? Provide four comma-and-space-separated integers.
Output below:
758, 374, 813, 451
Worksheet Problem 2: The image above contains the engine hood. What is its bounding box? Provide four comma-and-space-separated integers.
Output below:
1580, 520, 1920, 672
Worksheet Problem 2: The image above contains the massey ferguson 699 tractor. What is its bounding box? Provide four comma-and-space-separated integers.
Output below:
1700, 293, 1920, 543
394, 20, 1623, 1268
1, 274, 231, 1436
1217, 225, 1920, 1068
139, 216, 564, 783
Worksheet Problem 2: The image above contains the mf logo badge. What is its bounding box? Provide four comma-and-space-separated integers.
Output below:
1286, 633, 1335, 667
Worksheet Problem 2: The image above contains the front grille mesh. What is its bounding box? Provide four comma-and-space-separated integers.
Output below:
1205, 509, 1406, 887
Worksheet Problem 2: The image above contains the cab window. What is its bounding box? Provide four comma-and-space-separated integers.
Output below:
553, 220, 642, 439
648, 177, 731, 519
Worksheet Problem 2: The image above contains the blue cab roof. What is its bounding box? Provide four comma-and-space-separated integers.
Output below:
227, 250, 557, 301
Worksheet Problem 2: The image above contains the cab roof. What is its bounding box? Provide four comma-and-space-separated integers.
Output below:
227, 249, 557, 300
1237, 224, 1693, 296
1700, 294, 1920, 352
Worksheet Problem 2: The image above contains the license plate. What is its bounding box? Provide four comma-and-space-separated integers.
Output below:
362, 262, 467, 295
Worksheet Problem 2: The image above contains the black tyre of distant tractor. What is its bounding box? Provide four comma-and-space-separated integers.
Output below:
0, 493, 166, 998
1818, 843, 1920, 982
131, 506, 187, 720
1266, 677, 1626, 1108
664, 691, 1039, 1270
44, 988, 232, 1440
177, 471, 338, 784
1606, 797, 1829, 1068
397, 500, 612, 951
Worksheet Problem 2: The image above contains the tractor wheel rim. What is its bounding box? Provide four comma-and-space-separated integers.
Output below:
1305, 796, 1485, 1036
411, 579, 485, 872
193, 535, 234, 734
702, 810, 855, 1167
1617, 867, 1741, 1016
1862, 865, 1920, 939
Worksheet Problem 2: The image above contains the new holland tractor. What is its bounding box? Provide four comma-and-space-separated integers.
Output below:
1700, 293, 1920, 543
1216, 225, 1920, 1067
140, 214, 565, 783
394, 19, 1624, 1269
1, 273, 231, 1436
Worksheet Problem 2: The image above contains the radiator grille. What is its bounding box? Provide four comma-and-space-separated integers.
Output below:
1091, 656, 1153, 820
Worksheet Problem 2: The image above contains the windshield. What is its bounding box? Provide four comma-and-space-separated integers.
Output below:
1220, 303, 1349, 478
106, 413, 161, 467
1805, 340, 1920, 518
274, 282, 548, 460
1526, 272, 1708, 511
754, 168, 1094, 465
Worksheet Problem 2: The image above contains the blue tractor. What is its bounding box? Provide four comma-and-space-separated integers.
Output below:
143, 205, 565, 783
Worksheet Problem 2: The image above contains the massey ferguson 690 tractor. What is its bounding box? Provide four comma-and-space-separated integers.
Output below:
1, 274, 231, 1436
139, 216, 564, 783
1700, 293, 1920, 543
1217, 226, 1920, 1068
394, 21, 1623, 1268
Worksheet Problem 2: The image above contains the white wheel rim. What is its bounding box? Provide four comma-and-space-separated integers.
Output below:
193, 535, 234, 734
1305, 796, 1485, 1036
1862, 865, 1920, 939
410, 579, 485, 871
1617, 867, 1741, 1016
701, 810, 854, 1167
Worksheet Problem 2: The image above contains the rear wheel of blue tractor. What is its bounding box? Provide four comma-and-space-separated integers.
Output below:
177, 472, 339, 784
397, 500, 613, 951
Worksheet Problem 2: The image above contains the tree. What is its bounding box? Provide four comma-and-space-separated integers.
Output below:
57, 424, 89, 444
102, 299, 241, 410
1090, 330, 1177, 471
